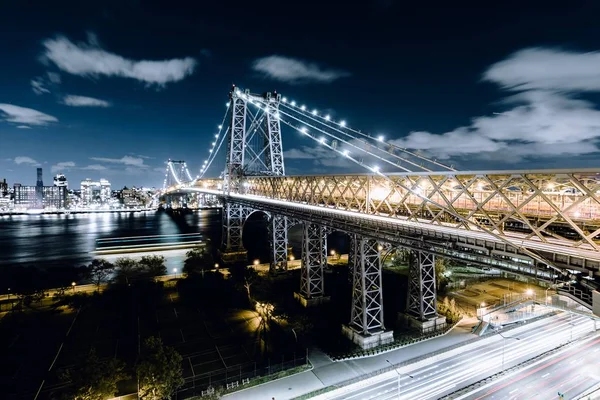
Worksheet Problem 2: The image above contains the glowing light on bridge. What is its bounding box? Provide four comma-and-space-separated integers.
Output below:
215, 134, 219, 138
218, 124, 222, 129
291, 101, 296, 106
319, 137, 326, 144
282, 97, 287, 103
300, 127, 308, 134
340, 120, 346, 127
300, 105, 306, 111
312, 109, 318, 115
377, 135, 385, 142
226, 102, 230, 107
325, 115, 330, 121
342, 150, 349, 157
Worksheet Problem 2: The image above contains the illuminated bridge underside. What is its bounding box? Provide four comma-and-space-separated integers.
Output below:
175, 169, 600, 275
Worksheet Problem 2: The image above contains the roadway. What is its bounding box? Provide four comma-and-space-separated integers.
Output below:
459, 335, 600, 400
319, 313, 597, 400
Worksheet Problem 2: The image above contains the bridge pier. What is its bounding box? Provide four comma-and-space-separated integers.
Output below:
403, 250, 446, 333
269, 215, 289, 273
342, 235, 393, 349
295, 223, 329, 307
219, 202, 249, 264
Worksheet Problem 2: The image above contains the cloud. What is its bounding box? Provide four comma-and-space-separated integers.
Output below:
31, 78, 50, 95
89, 155, 147, 167
63, 95, 111, 107
41, 34, 197, 86
0, 104, 58, 126
283, 148, 316, 159
393, 47, 600, 163
31, 72, 61, 95
252, 55, 350, 84
82, 164, 107, 171
16, 125, 32, 129
51, 161, 75, 173
484, 48, 600, 92
13, 156, 40, 166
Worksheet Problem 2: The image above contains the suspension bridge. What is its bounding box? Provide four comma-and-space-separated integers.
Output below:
162, 85, 600, 347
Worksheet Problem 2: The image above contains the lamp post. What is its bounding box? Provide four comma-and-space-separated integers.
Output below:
173, 268, 178, 278
71, 281, 76, 293
385, 359, 413, 398
497, 331, 520, 370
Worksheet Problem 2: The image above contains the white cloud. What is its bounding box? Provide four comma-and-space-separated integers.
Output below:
47, 72, 61, 84
41, 35, 197, 86
283, 148, 316, 159
13, 156, 40, 166
51, 161, 75, 173
252, 55, 350, 84
63, 95, 111, 107
89, 155, 147, 167
393, 47, 600, 163
31, 78, 50, 95
16, 125, 32, 129
484, 48, 600, 92
82, 164, 107, 171
0, 104, 58, 126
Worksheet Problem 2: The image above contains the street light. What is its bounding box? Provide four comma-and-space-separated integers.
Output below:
253, 259, 260, 266
385, 359, 413, 397
214, 263, 219, 269
71, 281, 76, 293
497, 331, 520, 370
173, 268, 178, 278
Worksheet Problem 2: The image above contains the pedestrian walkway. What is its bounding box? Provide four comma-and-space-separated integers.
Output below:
223, 317, 480, 400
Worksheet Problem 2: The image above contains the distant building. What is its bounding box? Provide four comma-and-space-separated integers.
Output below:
53, 174, 68, 188
81, 178, 111, 206
0, 178, 7, 197
12, 169, 67, 210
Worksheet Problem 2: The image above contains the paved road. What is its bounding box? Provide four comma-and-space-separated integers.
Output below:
319, 313, 597, 400
461, 335, 600, 400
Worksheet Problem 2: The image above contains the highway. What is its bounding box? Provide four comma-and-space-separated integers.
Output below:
460, 335, 600, 400
319, 313, 598, 400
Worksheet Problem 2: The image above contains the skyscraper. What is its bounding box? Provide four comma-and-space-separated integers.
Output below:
35, 168, 43, 208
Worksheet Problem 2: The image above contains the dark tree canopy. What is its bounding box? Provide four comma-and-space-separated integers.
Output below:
137, 337, 184, 400
59, 348, 128, 400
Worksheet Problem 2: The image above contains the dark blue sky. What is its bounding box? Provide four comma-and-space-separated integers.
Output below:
1, 0, 600, 188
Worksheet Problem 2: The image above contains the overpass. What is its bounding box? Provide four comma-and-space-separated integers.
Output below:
164, 86, 600, 347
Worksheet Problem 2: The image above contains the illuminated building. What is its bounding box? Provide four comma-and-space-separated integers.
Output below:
80, 178, 111, 206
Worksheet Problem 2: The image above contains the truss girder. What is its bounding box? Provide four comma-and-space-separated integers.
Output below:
299, 223, 327, 298
270, 214, 289, 273
222, 202, 252, 251
407, 251, 438, 320
350, 236, 385, 334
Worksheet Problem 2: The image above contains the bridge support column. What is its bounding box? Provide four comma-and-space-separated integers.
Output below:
219, 202, 249, 264
295, 223, 329, 307
404, 251, 446, 333
342, 236, 393, 349
269, 215, 288, 273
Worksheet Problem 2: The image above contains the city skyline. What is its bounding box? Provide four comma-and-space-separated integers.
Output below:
3, 2, 600, 187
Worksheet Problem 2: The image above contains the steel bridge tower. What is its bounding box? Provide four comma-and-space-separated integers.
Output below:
221, 86, 287, 268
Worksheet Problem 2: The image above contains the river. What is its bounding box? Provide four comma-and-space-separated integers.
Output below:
0, 209, 349, 269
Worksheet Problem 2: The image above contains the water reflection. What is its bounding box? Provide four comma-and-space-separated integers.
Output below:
0, 210, 222, 268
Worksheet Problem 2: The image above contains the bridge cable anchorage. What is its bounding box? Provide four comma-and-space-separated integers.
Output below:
278, 97, 455, 172
247, 99, 566, 275
198, 102, 231, 180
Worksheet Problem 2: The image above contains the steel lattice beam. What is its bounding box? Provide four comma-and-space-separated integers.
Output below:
300, 223, 326, 298
222, 202, 251, 251
407, 251, 438, 320
350, 236, 385, 334
270, 214, 288, 273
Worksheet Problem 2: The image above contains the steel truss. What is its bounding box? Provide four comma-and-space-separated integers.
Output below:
407, 251, 437, 320
270, 214, 288, 272
264, 94, 285, 175
300, 223, 327, 298
222, 202, 251, 251
225, 92, 248, 193
350, 236, 385, 334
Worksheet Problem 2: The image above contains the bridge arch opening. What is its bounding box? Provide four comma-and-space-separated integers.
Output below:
242, 210, 270, 264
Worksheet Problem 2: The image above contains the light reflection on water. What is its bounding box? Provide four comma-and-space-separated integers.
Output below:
0, 210, 221, 268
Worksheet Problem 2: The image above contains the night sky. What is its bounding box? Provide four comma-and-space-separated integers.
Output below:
2, 0, 600, 188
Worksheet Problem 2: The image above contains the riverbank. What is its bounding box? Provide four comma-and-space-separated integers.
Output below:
0, 208, 154, 216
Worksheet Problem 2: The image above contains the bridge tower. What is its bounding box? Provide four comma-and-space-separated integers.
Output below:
221, 86, 287, 269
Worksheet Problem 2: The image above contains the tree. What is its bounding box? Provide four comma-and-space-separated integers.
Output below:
60, 348, 128, 400
243, 267, 259, 302
89, 259, 115, 290
435, 257, 449, 292
137, 337, 184, 400
113, 258, 140, 284
138, 255, 167, 277
183, 244, 214, 276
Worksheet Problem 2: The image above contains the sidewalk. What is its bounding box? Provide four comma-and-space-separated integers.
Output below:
223, 317, 479, 400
